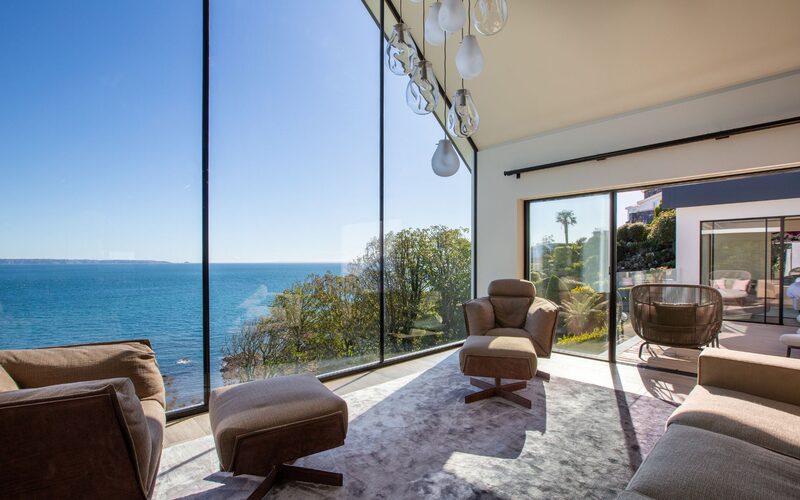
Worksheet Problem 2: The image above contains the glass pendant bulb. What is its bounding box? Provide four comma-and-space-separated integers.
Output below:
472, 0, 508, 36
386, 23, 418, 76
438, 0, 467, 34
447, 89, 479, 138
425, 2, 446, 46
406, 60, 440, 115
456, 34, 484, 80
431, 139, 460, 177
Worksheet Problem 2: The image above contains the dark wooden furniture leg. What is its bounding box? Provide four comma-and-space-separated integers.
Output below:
247, 464, 344, 500
465, 377, 532, 408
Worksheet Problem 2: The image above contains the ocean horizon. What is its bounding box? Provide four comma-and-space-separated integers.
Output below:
0, 261, 348, 408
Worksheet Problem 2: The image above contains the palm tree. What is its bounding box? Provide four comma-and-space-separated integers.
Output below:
555, 209, 577, 245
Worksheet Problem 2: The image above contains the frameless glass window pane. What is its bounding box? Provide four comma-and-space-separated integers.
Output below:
783, 217, 800, 327
210, 1, 380, 385
702, 219, 768, 322
614, 189, 679, 365
0, 1, 203, 411
528, 194, 610, 357
383, 11, 472, 359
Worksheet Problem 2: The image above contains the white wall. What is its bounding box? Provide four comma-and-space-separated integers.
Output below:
476, 71, 800, 295
675, 199, 800, 284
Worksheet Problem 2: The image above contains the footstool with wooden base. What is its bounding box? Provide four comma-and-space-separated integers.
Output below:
459, 335, 541, 409
209, 374, 348, 500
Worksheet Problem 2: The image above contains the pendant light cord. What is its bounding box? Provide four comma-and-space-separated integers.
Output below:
460, 0, 465, 89
422, 0, 425, 54
443, 35, 447, 140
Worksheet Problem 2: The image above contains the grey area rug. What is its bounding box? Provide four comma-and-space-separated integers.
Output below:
156, 355, 676, 499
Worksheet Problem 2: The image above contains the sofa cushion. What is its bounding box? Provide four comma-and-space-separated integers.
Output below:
0, 340, 165, 407
625, 424, 800, 499
459, 335, 537, 380
141, 399, 166, 493
210, 373, 348, 472
488, 279, 535, 298
490, 296, 532, 328
668, 384, 800, 460
0, 377, 153, 494
0, 365, 18, 392
486, 327, 530, 339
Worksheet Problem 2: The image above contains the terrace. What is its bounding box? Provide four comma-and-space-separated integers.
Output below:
2, 1, 800, 499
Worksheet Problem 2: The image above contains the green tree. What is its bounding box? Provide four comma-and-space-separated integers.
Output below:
555, 209, 577, 245
426, 226, 471, 336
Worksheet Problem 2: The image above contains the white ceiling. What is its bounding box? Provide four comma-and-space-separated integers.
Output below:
396, 0, 800, 150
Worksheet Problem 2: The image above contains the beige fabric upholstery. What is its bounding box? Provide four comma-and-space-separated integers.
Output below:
0, 365, 18, 392
140, 400, 165, 493
463, 279, 559, 358
0, 377, 153, 492
463, 297, 495, 336
668, 384, 800, 460
459, 335, 537, 376
485, 327, 529, 338
0, 340, 165, 407
490, 296, 533, 328
487, 279, 535, 297
210, 373, 348, 472
524, 297, 560, 357
624, 424, 800, 499
698, 348, 800, 407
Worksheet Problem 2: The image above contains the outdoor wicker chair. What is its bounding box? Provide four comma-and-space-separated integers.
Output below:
630, 284, 723, 359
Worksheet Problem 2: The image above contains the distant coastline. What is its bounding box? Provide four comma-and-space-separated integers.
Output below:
0, 259, 177, 265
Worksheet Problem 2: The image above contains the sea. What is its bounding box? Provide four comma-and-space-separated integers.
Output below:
0, 262, 345, 408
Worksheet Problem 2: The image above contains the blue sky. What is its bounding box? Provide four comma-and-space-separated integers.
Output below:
0, 0, 471, 263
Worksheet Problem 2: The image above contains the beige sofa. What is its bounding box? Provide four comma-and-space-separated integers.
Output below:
620, 349, 800, 499
0, 340, 166, 499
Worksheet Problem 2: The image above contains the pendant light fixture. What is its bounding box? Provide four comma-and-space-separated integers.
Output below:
425, 2, 446, 46
431, 35, 459, 177
456, 1, 483, 79
407, 2, 439, 115
386, 1, 418, 76
472, 0, 508, 36
448, 23, 480, 138
438, 0, 467, 34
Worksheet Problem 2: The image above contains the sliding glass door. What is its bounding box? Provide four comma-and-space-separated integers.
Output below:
527, 194, 611, 358
702, 216, 800, 326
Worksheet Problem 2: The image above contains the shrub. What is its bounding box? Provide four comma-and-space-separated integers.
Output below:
557, 326, 607, 345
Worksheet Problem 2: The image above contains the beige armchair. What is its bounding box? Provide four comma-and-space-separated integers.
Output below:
462, 279, 559, 358
0, 340, 166, 499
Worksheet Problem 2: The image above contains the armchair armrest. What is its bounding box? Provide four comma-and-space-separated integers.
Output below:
462, 297, 495, 336
698, 349, 800, 406
0, 378, 152, 498
0, 340, 165, 407
524, 297, 559, 357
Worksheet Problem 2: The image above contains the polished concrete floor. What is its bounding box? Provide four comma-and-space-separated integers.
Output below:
164, 346, 698, 448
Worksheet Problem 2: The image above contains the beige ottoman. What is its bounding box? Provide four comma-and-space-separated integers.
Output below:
459, 335, 539, 408
209, 373, 348, 499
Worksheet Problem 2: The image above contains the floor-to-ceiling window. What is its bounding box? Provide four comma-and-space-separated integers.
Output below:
209, 0, 382, 385
701, 216, 800, 327
526, 194, 611, 358
382, 2, 473, 359
0, 1, 204, 411
0, 0, 475, 417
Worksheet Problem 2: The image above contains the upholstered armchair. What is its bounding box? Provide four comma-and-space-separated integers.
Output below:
462, 279, 559, 359
0, 340, 166, 499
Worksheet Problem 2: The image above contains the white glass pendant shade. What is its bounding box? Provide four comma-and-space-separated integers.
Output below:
439, 0, 467, 34
456, 35, 484, 80
447, 89, 479, 138
386, 23, 418, 76
472, 0, 508, 36
425, 2, 446, 46
431, 139, 460, 177
406, 60, 440, 115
